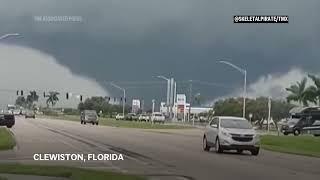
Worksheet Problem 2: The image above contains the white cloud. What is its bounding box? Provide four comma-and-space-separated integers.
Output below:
246, 68, 311, 99
209, 68, 317, 105
0, 44, 109, 108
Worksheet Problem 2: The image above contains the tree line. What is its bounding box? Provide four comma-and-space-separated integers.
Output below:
15, 92, 130, 115
15, 91, 60, 109
78, 96, 130, 115
213, 97, 294, 122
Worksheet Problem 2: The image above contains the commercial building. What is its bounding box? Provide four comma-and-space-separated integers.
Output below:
160, 96, 213, 121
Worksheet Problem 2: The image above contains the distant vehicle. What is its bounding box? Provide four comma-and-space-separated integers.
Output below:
80, 110, 99, 125
138, 114, 150, 122
132, 114, 139, 121
282, 107, 320, 136
115, 114, 125, 120
0, 110, 15, 128
7, 104, 15, 114
25, 110, 35, 119
13, 109, 22, 115
203, 116, 260, 155
126, 113, 137, 121
151, 112, 165, 124
199, 116, 208, 122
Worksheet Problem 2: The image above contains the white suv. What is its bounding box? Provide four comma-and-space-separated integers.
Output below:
151, 112, 165, 124
203, 116, 260, 155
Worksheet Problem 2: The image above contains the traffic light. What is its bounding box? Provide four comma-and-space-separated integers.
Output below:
43, 92, 46, 97
20, 90, 23, 96
108, 97, 111, 101
80, 95, 83, 102
16, 90, 19, 96
66, 93, 69, 99
120, 97, 123, 101
125, 98, 126, 103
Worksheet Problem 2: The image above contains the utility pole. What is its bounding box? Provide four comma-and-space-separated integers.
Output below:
152, 99, 155, 124
173, 82, 177, 121
152, 99, 155, 114
188, 80, 193, 123
141, 99, 144, 113
268, 97, 271, 132
170, 78, 174, 119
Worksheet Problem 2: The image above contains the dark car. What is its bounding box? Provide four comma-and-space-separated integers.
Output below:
81, 110, 99, 125
125, 113, 137, 121
25, 110, 36, 119
0, 111, 15, 128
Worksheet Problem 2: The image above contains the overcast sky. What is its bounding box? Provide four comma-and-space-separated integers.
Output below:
0, 0, 319, 108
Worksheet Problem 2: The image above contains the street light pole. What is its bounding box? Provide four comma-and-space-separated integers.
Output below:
110, 82, 126, 117
0, 33, 20, 40
156, 75, 170, 117
243, 70, 247, 119
218, 60, 247, 118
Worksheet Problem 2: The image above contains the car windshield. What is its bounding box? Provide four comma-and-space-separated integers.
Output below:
220, 119, 252, 129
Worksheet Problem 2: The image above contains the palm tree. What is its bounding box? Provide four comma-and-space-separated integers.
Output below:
286, 77, 314, 106
15, 96, 26, 108
46, 91, 60, 108
306, 74, 320, 105
26, 91, 39, 108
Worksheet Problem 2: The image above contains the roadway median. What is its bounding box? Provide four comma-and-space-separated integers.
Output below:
261, 135, 320, 158
0, 164, 145, 180
38, 115, 192, 129
0, 128, 15, 151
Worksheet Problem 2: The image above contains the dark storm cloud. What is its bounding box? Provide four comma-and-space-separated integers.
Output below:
1, 0, 320, 105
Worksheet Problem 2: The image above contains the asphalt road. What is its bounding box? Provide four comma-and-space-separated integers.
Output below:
1, 116, 319, 180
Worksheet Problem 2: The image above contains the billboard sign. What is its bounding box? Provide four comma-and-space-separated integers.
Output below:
176, 94, 186, 105
132, 99, 141, 113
